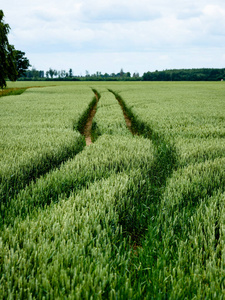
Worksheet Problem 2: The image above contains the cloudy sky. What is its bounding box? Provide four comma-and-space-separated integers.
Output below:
2, 0, 225, 75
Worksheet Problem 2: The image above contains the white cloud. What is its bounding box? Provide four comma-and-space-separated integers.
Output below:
78, 0, 162, 23
202, 5, 225, 35
1, 0, 225, 73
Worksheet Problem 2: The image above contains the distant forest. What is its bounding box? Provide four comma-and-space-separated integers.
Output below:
18, 68, 225, 81
142, 68, 225, 81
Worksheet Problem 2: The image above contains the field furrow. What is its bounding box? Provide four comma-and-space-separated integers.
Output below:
0, 85, 100, 224
1, 81, 225, 299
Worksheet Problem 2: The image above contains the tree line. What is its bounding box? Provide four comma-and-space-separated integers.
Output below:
142, 68, 225, 81
19, 68, 141, 81
20, 68, 225, 82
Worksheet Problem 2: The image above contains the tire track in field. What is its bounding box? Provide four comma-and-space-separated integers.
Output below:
74, 89, 101, 146
2, 86, 177, 241
83, 90, 100, 146
1, 89, 100, 227
108, 89, 178, 243
108, 89, 134, 135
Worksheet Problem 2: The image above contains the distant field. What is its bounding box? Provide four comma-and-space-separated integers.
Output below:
1, 81, 225, 299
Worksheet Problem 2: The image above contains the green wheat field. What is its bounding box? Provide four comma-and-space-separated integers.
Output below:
1, 81, 225, 299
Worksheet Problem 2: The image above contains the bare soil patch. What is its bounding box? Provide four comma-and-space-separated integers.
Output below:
83, 93, 99, 146
83, 102, 98, 146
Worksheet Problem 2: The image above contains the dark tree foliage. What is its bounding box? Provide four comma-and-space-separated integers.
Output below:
142, 68, 225, 81
23, 68, 44, 79
69, 68, 73, 77
14, 50, 30, 78
0, 10, 18, 89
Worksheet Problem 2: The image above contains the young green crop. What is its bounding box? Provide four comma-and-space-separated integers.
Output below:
0, 84, 95, 215
0, 134, 155, 298
3, 135, 154, 228
133, 159, 225, 298
117, 81, 225, 165
107, 81, 225, 298
92, 88, 132, 138
1, 81, 225, 299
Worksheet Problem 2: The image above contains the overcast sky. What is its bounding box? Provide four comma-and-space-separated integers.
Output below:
2, 0, 225, 75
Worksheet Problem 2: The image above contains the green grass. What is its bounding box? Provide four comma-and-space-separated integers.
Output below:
1, 81, 225, 299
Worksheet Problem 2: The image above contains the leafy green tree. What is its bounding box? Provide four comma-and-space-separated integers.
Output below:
69, 68, 73, 77
60, 70, 66, 78
30, 67, 39, 79
120, 68, 124, 77
47, 68, 57, 78
14, 50, 30, 78
0, 10, 18, 88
